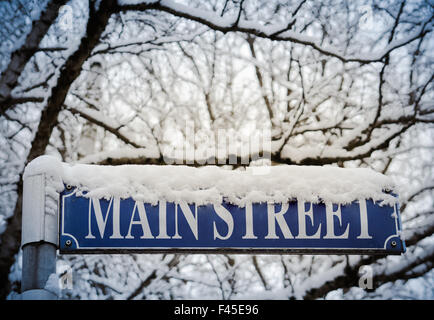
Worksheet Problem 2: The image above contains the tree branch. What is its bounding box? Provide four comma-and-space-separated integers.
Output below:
0, 0, 68, 105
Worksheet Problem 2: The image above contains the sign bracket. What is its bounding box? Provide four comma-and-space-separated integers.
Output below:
21, 173, 59, 300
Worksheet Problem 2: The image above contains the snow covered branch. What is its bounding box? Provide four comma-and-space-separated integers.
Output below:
0, 0, 67, 106
115, 0, 433, 64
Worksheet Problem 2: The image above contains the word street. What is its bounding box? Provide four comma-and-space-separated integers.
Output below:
59, 188, 404, 254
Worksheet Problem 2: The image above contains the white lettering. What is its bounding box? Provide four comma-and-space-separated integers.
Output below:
358, 265, 373, 289
156, 201, 170, 239
265, 203, 294, 239
296, 201, 321, 239
242, 203, 257, 239
213, 204, 234, 240
85, 197, 114, 239
81, 198, 373, 244
174, 304, 208, 317
173, 201, 199, 240
109, 197, 123, 239
324, 203, 349, 239
357, 199, 372, 239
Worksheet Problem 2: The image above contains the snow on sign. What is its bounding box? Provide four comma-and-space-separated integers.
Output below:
24, 156, 405, 255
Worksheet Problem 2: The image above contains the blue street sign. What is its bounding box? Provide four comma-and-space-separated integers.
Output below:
59, 187, 405, 255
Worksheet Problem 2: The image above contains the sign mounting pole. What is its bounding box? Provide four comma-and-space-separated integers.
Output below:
21, 173, 58, 300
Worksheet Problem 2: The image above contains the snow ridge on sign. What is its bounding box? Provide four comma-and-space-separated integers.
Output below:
24, 156, 397, 207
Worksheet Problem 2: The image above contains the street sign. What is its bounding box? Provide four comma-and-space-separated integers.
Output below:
59, 187, 405, 254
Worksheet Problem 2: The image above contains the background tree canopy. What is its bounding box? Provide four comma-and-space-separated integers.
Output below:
0, 0, 433, 299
